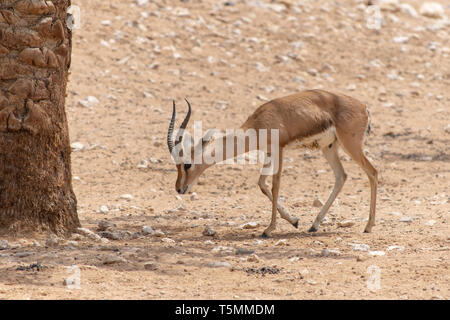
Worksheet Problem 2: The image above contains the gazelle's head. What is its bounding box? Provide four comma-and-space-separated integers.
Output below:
167, 99, 210, 194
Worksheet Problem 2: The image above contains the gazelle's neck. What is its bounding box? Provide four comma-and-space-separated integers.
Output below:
200, 130, 260, 166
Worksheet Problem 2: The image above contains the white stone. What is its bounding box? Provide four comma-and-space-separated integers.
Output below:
353, 243, 370, 252
99, 205, 109, 213
400, 3, 418, 18
71, 142, 84, 152
420, 3, 445, 19
369, 251, 386, 256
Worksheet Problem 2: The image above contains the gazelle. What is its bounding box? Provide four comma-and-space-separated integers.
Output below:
167, 90, 378, 237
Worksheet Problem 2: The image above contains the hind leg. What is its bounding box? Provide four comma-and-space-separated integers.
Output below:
337, 130, 378, 233
309, 141, 347, 232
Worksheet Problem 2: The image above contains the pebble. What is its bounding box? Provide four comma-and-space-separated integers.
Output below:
399, 216, 413, 222
353, 243, 370, 252
14, 252, 32, 258
0, 240, 9, 250
45, 237, 59, 247
419, 2, 445, 19
103, 255, 126, 265
337, 220, 355, 228
120, 194, 133, 200
387, 245, 405, 251
99, 205, 109, 214
425, 219, 436, 226
144, 262, 157, 270
161, 237, 175, 243
312, 199, 323, 208
100, 231, 123, 240
202, 226, 216, 237
154, 229, 165, 237
71, 142, 84, 152
77, 227, 102, 241
190, 192, 199, 200
239, 221, 260, 229
207, 261, 232, 268
274, 239, 288, 246
98, 220, 116, 231
247, 254, 260, 262
235, 248, 255, 255
321, 248, 340, 257
142, 226, 155, 235
369, 251, 386, 256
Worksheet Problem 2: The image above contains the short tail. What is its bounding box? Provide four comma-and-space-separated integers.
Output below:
366, 107, 371, 135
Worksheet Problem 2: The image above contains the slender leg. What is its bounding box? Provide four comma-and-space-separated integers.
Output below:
262, 148, 284, 237
309, 142, 347, 232
336, 129, 378, 233
259, 160, 299, 228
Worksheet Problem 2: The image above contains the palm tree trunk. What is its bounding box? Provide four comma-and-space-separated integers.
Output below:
0, 0, 79, 235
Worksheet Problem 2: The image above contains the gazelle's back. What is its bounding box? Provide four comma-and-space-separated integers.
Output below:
242, 90, 368, 147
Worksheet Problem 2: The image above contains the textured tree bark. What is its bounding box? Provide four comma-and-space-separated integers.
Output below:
0, 0, 79, 235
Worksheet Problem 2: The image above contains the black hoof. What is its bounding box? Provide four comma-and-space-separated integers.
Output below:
308, 226, 317, 233
293, 220, 299, 229
261, 233, 270, 238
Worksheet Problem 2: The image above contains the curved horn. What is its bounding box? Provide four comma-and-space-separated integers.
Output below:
167, 101, 176, 153
175, 98, 192, 145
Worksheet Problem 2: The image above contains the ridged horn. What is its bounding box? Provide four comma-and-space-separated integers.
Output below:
167, 101, 176, 153
175, 98, 192, 145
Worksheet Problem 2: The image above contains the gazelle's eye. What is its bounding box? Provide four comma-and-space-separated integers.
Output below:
184, 163, 192, 171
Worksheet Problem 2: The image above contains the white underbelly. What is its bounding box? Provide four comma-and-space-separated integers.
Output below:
288, 126, 336, 149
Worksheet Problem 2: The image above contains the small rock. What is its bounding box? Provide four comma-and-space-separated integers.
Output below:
235, 248, 255, 255
312, 199, 323, 208
0, 240, 10, 250
353, 243, 370, 252
103, 255, 126, 265
99, 205, 109, 214
369, 251, 386, 256
239, 221, 260, 229
142, 226, 155, 235
77, 227, 102, 241
100, 231, 122, 240
14, 252, 32, 258
337, 220, 355, 228
247, 254, 260, 262
419, 2, 445, 19
212, 246, 233, 253
120, 194, 133, 200
71, 142, 84, 152
387, 245, 405, 251
356, 255, 368, 262
400, 3, 418, 17
144, 262, 157, 270
161, 237, 175, 244
98, 220, 116, 231
207, 261, 232, 268
444, 124, 450, 134
275, 239, 288, 246
399, 216, 413, 222
137, 160, 148, 169
321, 248, 340, 257
190, 192, 199, 200
45, 237, 59, 247
202, 226, 216, 237
154, 229, 165, 237
425, 219, 436, 226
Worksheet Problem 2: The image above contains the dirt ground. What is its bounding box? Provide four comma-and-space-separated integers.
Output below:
0, 0, 449, 300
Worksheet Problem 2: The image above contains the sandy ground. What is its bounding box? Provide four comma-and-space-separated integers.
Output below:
0, 0, 449, 300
